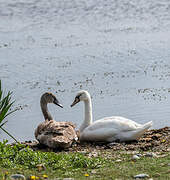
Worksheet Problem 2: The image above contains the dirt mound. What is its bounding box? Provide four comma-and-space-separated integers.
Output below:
22, 127, 170, 153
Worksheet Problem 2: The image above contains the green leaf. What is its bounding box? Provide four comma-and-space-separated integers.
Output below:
0, 127, 18, 143
0, 79, 17, 142
0, 120, 8, 128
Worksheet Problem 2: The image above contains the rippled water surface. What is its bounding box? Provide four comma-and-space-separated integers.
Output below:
0, 0, 170, 142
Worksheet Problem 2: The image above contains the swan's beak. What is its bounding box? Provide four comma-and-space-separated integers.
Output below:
53, 99, 63, 108
70, 98, 80, 107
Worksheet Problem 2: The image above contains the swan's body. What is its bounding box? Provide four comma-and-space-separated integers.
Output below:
35, 92, 77, 148
71, 90, 152, 142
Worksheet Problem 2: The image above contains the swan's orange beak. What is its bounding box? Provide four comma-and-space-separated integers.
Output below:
53, 99, 63, 108
70, 98, 80, 107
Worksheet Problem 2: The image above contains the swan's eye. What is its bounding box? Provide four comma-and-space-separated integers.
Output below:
75, 95, 81, 101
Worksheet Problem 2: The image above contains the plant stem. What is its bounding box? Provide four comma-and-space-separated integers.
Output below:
0, 127, 18, 143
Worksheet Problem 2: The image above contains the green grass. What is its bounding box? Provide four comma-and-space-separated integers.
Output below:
97, 155, 170, 179
0, 141, 169, 180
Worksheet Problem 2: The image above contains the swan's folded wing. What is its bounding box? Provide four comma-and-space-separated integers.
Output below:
80, 117, 146, 142
88, 116, 142, 132
80, 126, 117, 142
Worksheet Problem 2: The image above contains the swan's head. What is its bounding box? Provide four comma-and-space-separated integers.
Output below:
71, 90, 90, 107
41, 92, 63, 108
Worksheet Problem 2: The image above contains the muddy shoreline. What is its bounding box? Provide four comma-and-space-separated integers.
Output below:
19, 127, 170, 154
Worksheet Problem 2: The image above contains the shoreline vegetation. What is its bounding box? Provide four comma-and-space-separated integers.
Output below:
0, 80, 18, 143
0, 126, 169, 180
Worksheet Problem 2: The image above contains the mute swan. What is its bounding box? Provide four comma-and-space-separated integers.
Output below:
35, 92, 77, 148
71, 90, 152, 142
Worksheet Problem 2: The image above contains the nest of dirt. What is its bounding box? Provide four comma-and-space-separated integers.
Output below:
21, 127, 170, 153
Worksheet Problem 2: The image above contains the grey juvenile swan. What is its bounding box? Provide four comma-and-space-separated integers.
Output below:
71, 90, 152, 142
35, 92, 77, 149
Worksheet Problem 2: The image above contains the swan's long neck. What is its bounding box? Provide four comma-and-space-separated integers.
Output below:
40, 99, 53, 121
80, 97, 93, 132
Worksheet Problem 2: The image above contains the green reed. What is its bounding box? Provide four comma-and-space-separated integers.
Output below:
0, 80, 17, 142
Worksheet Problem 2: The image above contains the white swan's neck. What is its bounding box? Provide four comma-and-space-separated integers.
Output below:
40, 99, 53, 121
80, 97, 93, 132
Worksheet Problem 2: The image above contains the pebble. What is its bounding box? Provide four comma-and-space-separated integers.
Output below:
10, 174, 26, 180
36, 163, 45, 171
91, 170, 97, 174
115, 159, 122, 162
88, 152, 98, 157
145, 152, 157, 157
132, 155, 140, 160
136, 153, 142, 157
108, 142, 119, 146
154, 173, 161, 177
134, 174, 149, 179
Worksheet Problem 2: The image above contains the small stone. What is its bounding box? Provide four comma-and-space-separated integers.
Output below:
136, 153, 142, 157
36, 163, 45, 171
115, 159, 122, 162
88, 152, 98, 157
132, 155, 140, 160
91, 170, 97, 174
134, 174, 149, 178
108, 142, 119, 146
10, 174, 26, 180
160, 163, 165, 166
81, 151, 87, 155
145, 152, 157, 157
154, 173, 161, 177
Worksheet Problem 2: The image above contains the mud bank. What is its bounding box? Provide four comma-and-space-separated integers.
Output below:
20, 127, 170, 153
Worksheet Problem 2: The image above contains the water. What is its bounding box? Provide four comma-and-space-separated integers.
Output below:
0, 0, 170, 142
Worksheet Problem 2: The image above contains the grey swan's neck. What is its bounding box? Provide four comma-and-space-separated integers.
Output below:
40, 98, 53, 121
79, 97, 93, 132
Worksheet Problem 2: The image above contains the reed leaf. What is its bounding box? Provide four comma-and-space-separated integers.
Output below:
0, 80, 18, 142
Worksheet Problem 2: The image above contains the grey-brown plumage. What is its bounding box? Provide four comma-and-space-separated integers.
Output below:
35, 92, 77, 149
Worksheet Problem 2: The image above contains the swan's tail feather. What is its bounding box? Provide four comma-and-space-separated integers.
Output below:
142, 121, 153, 129
135, 121, 153, 139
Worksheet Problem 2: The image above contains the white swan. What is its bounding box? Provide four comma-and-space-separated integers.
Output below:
71, 90, 152, 142
35, 92, 77, 148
